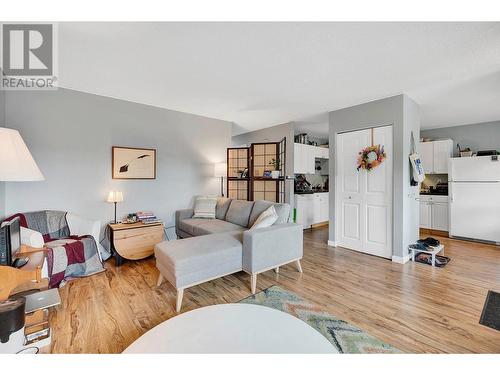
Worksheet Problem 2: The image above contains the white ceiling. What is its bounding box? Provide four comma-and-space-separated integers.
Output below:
58, 22, 500, 136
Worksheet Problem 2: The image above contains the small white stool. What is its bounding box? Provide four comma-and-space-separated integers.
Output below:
410, 244, 445, 267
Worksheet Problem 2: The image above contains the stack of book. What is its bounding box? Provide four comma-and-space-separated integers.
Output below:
136, 211, 162, 224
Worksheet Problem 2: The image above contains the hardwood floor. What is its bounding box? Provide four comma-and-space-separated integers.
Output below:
47, 228, 500, 353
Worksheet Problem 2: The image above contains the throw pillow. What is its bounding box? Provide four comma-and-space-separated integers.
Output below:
193, 196, 217, 219
250, 205, 278, 230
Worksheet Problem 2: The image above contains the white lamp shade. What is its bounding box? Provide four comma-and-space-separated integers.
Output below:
107, 191, 124, 203
214, 162, 227, 178
0, 128, 44, 181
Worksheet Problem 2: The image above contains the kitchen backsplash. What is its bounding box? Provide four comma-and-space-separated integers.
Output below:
302, 174, 328, 188
422, 174, 448, 189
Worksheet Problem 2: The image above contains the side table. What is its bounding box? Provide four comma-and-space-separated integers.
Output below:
108, 222, 164, 266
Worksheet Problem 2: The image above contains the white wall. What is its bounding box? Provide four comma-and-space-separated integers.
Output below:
329, 95, 420, 260
421, 120, 500, 156
4, 88, 232, 236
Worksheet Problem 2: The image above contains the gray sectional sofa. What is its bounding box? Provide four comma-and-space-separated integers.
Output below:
155, 198, 303, 312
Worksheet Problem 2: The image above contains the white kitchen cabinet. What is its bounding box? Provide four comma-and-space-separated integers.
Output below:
305, 145, 316, 174
433, 140, 453, 173
312, 193, 322, 224
319, 193, 329, 222
295, 194, 314, 227
420, 142, 434, 174
295, 192, 329, 228
431, 202, 449, 231
419, 202, 432, 229
293, 143, 303, 173
294, 144, 314, 174
317, 147, 329, 159
419, 140, 453, 174
294, 143, 329, 174
419, 195, 449, 232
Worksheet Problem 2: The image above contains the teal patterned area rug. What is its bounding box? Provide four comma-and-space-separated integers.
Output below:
239, 285, 402, 354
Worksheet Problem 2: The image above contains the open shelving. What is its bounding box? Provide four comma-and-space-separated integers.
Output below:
227, 138, 286, 203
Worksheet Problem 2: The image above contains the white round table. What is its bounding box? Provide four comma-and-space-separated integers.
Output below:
123, 304, 335, 353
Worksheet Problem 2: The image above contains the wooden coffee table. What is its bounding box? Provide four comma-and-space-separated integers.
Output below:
123, 304, 335, 353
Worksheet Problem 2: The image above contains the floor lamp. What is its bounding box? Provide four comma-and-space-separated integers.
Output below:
214, 162, 227, 197
0, 127, 45, 182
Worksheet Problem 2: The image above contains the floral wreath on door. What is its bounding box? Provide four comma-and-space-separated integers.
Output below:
356, 129, 387, 171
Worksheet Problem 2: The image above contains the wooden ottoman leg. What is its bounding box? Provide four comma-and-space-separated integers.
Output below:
251, 274, 257, 294
156, 274, 164, 287
296, 260, 303, 273
176, 289, 184, 313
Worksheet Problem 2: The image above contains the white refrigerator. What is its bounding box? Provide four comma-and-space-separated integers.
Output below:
449, 156, 500, 243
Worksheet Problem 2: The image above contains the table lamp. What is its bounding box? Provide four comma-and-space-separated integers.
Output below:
107, 191, 123, 224
214, 162, 227, 197
0, 128, 44, 181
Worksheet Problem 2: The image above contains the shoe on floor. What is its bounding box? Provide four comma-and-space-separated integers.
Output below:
409, 243, 429, 251
417, 237, 440, 247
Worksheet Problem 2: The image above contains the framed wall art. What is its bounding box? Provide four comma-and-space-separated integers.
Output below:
112, 146, 156, 179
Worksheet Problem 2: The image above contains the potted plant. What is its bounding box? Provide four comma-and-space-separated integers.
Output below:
268, 158, 281, 179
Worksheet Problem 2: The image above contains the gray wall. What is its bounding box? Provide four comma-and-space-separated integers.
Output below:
4, 88, 232, 237
0, 90, 5, 219
232, 122, 295, 204
421, 120, 500, 157
329, 95, 420, 260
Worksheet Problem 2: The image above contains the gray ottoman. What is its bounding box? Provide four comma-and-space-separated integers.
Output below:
155, 231, 243, 312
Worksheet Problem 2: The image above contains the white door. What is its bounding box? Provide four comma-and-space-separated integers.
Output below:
433, 140, 451, 173
336, 126, 393, 258
420, 142, 434, 174
419, 202, 432, 229
431, 202, 448, 231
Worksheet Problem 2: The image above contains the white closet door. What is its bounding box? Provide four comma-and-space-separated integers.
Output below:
362, 126, 392, 258
336, 126, 393, 259
336, 129, 369, 251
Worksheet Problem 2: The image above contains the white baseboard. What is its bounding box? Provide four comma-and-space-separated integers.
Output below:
327, 240, 337, 247
391, 254, 411, 264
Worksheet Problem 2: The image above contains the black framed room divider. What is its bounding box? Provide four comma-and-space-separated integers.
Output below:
227, 138, 286, 203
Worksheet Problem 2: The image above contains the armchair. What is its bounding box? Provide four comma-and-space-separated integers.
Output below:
5, 210, 106, 287
20, 212, 106, 261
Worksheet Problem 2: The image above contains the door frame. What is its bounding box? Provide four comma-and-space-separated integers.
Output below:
334, 124, 394, 259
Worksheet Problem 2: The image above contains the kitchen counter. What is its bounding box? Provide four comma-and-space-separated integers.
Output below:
295, 190, 329, 195
419, 191, 448, 196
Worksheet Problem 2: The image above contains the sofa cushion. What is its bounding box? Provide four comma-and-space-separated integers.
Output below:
192, 219, 245, 236
225, 200, 254, 227
249, 200, 290, 227
178, 218, 213, 236
250, 205, 278, 229
216, 197, 232, 220
193, 196, 217, 219
274, 203, 291, 224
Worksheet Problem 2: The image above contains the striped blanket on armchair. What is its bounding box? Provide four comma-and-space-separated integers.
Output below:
4, 210, 105, 287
